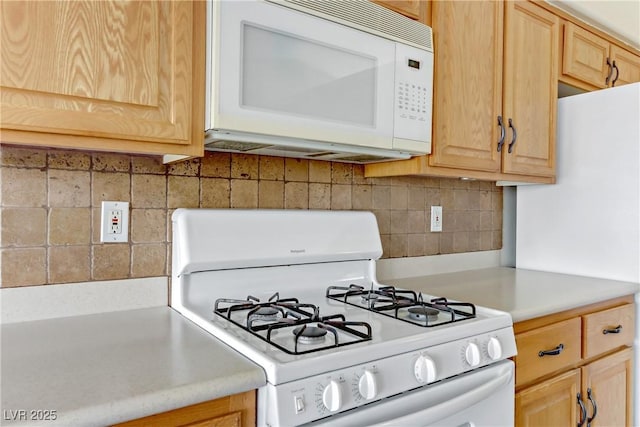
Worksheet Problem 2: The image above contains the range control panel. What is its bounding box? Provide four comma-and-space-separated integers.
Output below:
259, 326, 517, 426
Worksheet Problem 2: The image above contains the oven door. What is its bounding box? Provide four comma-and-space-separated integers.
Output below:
308, 360, 514, 427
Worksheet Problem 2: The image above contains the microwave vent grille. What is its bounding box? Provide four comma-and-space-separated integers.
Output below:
276, 0, 433, 52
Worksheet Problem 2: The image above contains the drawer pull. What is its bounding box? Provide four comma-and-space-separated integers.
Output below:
538, 343, 564, 357
602, 325, 622, 334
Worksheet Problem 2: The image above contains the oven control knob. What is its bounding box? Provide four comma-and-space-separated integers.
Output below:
465, 342, 481, 367
358, 370, 378, 400
487, 337, 503, 361
414, 354, 437, 384
322, 380, 342, 412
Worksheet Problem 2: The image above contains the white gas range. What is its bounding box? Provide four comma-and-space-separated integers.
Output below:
171, 209, 517, 426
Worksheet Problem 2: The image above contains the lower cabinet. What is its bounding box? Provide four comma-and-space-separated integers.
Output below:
514, 297, 635, 426
114, 390, 256, 427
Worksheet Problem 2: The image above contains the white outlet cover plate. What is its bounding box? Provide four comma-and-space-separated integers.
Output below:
430, 205, 443, 232
100, 201, 129, 243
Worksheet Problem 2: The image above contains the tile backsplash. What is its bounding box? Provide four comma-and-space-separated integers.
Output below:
0, 145, 502, 287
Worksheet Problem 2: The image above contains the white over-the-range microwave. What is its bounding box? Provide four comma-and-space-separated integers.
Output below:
205, 0, 434, 163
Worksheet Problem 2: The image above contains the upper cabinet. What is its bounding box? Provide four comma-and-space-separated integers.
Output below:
562, 22, 640, 91
366, 1, 559, 183
371, 0, 430, 23
0, 1, 205, 159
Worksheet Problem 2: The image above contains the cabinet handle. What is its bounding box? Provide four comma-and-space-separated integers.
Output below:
602, 324, 622, 334
497, 116, 506, 152
507, 118, 517, 153
538, 343, 564, 357
587, 388, 598, 427
612, 61, 620, 87
605, 58, 614, 85
577, 393, 587, 427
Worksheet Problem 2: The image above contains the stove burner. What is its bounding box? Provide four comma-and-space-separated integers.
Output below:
361, 293, 379, 304
408, 306, 440, 322
251, 306, 280, 321
293, 325, 328, 344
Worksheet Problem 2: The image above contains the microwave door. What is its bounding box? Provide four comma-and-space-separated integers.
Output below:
213, 0, 396, 150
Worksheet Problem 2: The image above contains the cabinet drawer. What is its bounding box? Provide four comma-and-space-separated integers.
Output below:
583, 304, 635, 359
515, 317, 581, 387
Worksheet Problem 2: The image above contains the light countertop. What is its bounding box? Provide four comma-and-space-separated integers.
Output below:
0, 306, 266, 426
391, 267, 639, 322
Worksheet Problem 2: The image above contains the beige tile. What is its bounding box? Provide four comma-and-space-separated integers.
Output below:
453, 189, 469, 210
408, 234, 425, 257
131, 243, 166, 278
440, 188, 454, 210
231, 153, 259, 179
49, 208, 91, 245
285, 182, 309, 209
132, 174, 166, 209
479, 231, 493, 251
131, 155, 166, 174
131, 209, 166, 243
425, 232, 440, 255
451, 211, 467, 232
352, 185, 372, 210
390, 186, 408, 210
230, 179, 258, 208
440, 178, 457, 189
379, 234, 391, 259
259, 156, 284, 181
373, 210, 391, 234
92, 244, 130, 281
0, 145, 47, 168
49, 170, 91, 208
92, 153, 130, 172
1, 168, 47, 207
167, 158, 200, 176
479, 211, 493, 231
479, 181, 494, 191
309, 160, 331, 183
48, 149, 91, 170
467, 189, 480, 209
468, 231, 481, 252
424, 177, 441, 188
331, 163, 352, 184
492, 202, 503, 230
479, 190, 492, 210
408, 210, 426, 234
201, 152, 231, 178
389, 234, 407, 258
390, 211, 408, 234
285, 158, 309, 182
440, 232, 454, 254
492, 191, 503, 212
372, 185, 391, 209
391, 177, 412, 186
352, 165, 370, 185
1, 247, 47, 287
453, 231, 470, 252
167, 176, 199, 208
330, 184, 351, 210
201, 178, 230, 208
48, 246, 90, 284
1, 208, 46, 247
258, 181, 284, 208
91, 172, 130, 206
424, 188, 441, 206
370, 176, 392, 186
408, 187, 425, 210
309, 183, 330, 209
492, 230, 503, 250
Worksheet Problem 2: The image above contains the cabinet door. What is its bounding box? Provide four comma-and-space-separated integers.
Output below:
610, 45, 640, 87
502, 1, 558, 177
428, 0, 503, 173
515, 368, 581, 427
562, 22, 610, 89
371, 0, 429, 23
582, 348, 633, 427
0, 1, 204, 157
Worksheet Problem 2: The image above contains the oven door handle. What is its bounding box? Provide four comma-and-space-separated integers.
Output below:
369, 364, 513, 427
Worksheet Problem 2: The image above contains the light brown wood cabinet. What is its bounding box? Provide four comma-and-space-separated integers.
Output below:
514, 297, 635, 426
0, 0, 205, 159
562, 22, 640, 91
365, 0, 558, 183
114, 390, 256, 427
371, 0, 430, 24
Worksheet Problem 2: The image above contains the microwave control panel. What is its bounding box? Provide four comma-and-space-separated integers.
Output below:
393, 44, 433, 152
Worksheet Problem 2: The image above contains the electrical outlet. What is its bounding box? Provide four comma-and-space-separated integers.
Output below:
100, 201, 129, 243
430, 206, 442, 232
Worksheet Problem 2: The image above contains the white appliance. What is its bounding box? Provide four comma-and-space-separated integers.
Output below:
205, 0, 434, 164
516, 82, 640, 425
171, 209, 516, 426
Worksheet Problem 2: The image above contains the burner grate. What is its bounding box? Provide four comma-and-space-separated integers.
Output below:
213, 293, 372, 355
326, 284, 476, 327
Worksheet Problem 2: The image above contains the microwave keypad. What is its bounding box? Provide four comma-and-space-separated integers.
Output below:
397, 81, 428, 122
